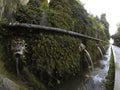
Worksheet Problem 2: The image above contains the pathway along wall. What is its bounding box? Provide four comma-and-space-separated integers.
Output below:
1, 26, 107, 90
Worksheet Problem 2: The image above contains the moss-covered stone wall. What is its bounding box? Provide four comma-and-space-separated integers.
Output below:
0, 0, 109, 89
0, 27, 106, 90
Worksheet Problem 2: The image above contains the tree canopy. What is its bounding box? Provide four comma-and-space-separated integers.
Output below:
112, 23, 120, 46
100, 14, 110, 39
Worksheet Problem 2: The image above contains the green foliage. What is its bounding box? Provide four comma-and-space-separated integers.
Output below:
48, 0, 73, 30
15, 4, 42, 24
3, 28, 107, 89
25, 33, 82, 76
15, 0, 49, 24
4, 32, 83, 89
0, 41, 8, 75
48, 11, 73, 30
48, 0, 88, 32
22, 67, 47, 90
112, 26, 120, 47
100, 14, 110, 39
2, 0, 109, 89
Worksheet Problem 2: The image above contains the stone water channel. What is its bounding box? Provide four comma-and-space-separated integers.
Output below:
112, 45, 120, 90
54, 45, 111, 90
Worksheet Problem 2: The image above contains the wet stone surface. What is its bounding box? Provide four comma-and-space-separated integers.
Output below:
112, 45, 120, 90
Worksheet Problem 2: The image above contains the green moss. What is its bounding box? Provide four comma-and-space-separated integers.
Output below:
22, 67, 47, 90
0, 0, 109, 89
15, 0, 109, 41
0, 39, 28, 90
2, 27, 108, 89
48, 11, 73, 30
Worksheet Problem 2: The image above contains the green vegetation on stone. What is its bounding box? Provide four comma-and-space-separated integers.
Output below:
106, 49, 115, 90
0, 0, 110, 90
112, 24, 120, 47
15, 0, 109, 41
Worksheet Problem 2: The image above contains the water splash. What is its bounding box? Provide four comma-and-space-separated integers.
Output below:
92, 74, 103, 84
84, 49, 94, 70
97, 47, 103, 57
16, 57, 19, 77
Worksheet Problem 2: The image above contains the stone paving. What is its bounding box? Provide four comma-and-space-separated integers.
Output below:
112, 45, 120, 90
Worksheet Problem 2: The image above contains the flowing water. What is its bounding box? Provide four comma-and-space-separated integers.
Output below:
55, 46, 111, 90
84, 49, 94, 70
16, 57, 19, 76
97, 47, 104, 57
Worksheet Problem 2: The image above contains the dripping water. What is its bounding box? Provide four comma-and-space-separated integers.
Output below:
15, 54, 20, 77
16, 57, 19, 77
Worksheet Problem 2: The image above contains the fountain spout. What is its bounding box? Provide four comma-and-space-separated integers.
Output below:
11, 39, 26, 77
